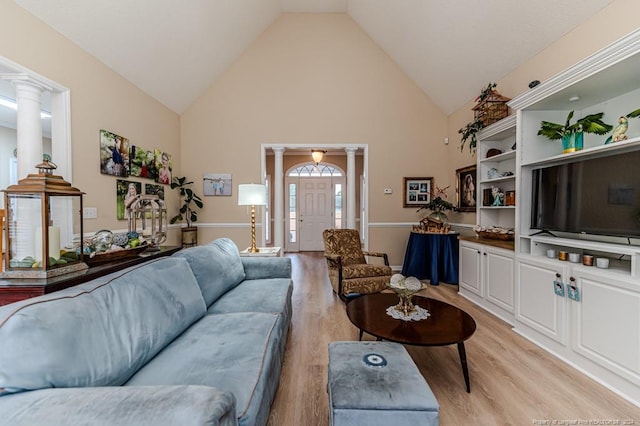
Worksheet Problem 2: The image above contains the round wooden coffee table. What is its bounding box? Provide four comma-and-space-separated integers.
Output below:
346, 293, 476, 392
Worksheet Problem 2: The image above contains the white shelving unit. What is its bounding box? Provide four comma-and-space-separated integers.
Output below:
458, 115, 517, 324
506, 28, 640, 407
476, 114, 517, 230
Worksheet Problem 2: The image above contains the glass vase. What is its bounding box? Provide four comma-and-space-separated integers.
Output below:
561, 132, 583, 154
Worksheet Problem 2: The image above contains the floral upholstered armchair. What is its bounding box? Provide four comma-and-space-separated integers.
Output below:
322, 229, 393, 300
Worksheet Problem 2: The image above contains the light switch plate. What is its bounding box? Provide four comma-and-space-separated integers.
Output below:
83, 207, 98, 219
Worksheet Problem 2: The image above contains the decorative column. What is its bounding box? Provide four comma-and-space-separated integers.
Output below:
2, 74, 50, 178
345, 146, 357, 230
273, 147, 285, 249
2, 74, 51, 260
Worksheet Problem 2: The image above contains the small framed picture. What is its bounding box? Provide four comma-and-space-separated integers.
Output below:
403, 177, 433, 208
456, 165, 477, 212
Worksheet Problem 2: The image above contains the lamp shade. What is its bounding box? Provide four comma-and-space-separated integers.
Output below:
238, 184, 267, 206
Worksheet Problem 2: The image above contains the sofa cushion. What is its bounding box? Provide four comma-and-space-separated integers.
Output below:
0, 385, 237, 426
207, 278, 292, 319
125, 312, 286, 426
0, 257, 206, 395
174, 238, 246, 306
208, 278, 293, 353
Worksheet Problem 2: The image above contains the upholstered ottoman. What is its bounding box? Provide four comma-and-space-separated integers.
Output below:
328, 341, 439, 426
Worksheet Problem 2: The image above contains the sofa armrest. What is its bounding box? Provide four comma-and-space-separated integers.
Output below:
241, 257, 292, 280
0, 385, 237, 426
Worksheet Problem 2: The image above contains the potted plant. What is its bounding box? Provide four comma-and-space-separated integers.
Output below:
537, 110, 612, 153
170, 176, 204, 247
415, 186, 458, 233
459, 83, 510, 154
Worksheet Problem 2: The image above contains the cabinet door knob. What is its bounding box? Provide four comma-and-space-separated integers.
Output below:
555, 273, 561, 278
483, 252, 487, 256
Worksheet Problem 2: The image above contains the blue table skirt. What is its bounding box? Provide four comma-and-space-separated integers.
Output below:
401, 232, 459, 285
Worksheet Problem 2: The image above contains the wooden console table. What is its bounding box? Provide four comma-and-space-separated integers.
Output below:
0, 246, 181, 306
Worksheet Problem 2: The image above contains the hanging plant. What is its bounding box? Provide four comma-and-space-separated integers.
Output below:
458, 119, 485, 154
459, 83, 510, 154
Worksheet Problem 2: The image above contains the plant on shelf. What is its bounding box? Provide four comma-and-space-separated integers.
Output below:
537, 110, 612, 153
170, 176, 204, 247
458, 119, 485, 154
459, 82, 510, 154
604, 108, 640, 144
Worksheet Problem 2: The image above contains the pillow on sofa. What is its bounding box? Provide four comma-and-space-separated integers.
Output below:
0, 257, 206, 395
174, 238, 246, 306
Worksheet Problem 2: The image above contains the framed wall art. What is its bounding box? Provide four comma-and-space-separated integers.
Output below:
203, 173, 232, 196
100, 130, 130, 177
456, 165, 477, 212
403, 177, 433, 208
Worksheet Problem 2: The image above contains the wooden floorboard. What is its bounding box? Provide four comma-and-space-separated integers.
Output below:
267, 252, 640, 425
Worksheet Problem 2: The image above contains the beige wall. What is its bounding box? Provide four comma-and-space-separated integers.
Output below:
0, 0, 182, 244
181, 13, 449, 260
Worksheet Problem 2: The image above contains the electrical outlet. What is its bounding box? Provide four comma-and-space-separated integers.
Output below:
383, 188, 393, 194
83, 207, 98, 219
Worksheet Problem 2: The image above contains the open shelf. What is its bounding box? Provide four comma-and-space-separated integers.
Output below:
480, 150, 515, 163
521, 136, 640, 167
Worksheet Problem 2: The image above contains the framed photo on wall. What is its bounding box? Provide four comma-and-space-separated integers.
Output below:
403, 177, 433, 208
456, 165, 477, 212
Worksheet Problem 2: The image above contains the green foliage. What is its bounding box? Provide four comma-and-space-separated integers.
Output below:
170, 176, 204, 227
537, 111, 613, 140
417, 197, 458, 213
458, 119, 484, 153
626, 108, 640, 119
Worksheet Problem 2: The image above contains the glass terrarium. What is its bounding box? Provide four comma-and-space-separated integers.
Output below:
127, 195, 167, 250
2, 161, 87, 278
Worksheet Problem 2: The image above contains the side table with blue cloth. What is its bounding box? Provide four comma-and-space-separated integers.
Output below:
402, 232, 459, 284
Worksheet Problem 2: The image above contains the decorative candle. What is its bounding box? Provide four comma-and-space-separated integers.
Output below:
34, 226, 61, 261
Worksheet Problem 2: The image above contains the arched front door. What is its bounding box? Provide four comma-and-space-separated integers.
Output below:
285, 163, 344, 251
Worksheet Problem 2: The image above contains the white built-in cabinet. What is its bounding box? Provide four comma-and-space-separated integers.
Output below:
459, 240, 515, 324
460, 28, 640, 407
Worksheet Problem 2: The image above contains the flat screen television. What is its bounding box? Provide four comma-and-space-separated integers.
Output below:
531, 148, 640, 238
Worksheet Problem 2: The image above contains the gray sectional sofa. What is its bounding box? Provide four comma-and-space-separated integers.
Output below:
0, 238, 292, 426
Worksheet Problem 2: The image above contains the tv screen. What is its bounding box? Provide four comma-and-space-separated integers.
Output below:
531, 149, 640, 238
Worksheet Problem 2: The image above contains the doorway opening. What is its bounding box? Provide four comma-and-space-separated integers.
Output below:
285, 163, 344, 252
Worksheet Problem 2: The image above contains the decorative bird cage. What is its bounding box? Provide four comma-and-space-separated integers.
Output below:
127, 195, 167, 250
472, 88, 511, 127
2, 160, 87, 278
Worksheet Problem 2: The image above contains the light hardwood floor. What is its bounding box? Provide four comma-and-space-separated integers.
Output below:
267, 252, 640, 425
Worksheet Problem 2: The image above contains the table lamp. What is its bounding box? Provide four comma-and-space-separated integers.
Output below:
237, 184, 267, 253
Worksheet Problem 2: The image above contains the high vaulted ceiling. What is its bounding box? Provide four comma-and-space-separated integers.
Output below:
13, 0, 614, 115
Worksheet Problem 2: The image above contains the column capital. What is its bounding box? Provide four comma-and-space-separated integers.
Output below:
344, 146, 358, 155
2, 73, 53, 92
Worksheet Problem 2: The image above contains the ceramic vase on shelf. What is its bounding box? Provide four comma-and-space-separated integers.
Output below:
562, 132, 583, 154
